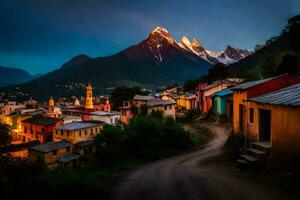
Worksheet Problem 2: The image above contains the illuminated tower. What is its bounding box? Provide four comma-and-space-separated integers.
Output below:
48, 97, 54, 112
85, 83, 94, 109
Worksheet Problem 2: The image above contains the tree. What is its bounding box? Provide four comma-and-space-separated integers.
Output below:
207, 63, 229, 83
183, 75, 208, 92
283, 15, 300, 52
0, 125, 12, 147
140, 104, 148, 115
110, 86, 148, 110
130, 105, 139, 116
277, 54, 300, 75
261, 56, 277, 77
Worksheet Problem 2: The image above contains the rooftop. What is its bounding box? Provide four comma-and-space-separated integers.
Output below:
22, 115, 61, 126
54, 121, 101, 131
30, 140, 72, 153
147, 99, 175, 107
57, 153, 80, 163
212, 89, 233, 97
248, 83, 300, 106
91, 111, 120, 116
133, 95, 155, 101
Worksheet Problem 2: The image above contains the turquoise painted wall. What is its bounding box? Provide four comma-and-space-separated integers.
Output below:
213, 96, 227, 115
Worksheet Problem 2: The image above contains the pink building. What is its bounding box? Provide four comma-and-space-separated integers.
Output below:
195, 81, 234, 113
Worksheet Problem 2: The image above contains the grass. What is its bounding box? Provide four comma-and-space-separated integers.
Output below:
189, 127, 213, 148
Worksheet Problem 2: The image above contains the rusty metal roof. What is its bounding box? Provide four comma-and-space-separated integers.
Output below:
248, 83, 300, 106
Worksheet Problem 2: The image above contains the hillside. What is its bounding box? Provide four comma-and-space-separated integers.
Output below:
0, 66, 36, 87
229, 15, 300, 80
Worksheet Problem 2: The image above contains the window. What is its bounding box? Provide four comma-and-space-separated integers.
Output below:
61, 130, 63, 136
110, 118, 113, 124
53, 150, 57, 156
66, 146, 70, 152
24, 127, 27, 133
67, 131, 70, 137
164, 106, 167, 110
41, 128, 45, 133
249, 108, 254, 123
79, 131, 82, 137
85, 130, 87, 136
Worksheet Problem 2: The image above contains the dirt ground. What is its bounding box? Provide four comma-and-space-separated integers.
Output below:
109, 122, 296, 200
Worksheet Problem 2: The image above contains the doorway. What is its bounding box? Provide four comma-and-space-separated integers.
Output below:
239, 104, 245, 134
259, 109, 271, 142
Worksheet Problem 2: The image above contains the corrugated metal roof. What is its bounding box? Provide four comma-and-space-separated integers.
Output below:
248, 83, 300, 106
231, 77, 273, 90
212, 89, 233, 97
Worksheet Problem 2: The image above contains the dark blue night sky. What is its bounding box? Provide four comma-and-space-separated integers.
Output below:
0, 0, 299, 74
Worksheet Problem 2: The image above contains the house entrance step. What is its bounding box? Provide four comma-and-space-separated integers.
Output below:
236, 159, 249, 165
252, 142, 271, 149
240, 154, 258, 162
246, 148, 265, 155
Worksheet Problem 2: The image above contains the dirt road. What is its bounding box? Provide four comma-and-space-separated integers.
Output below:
111, 122, 288, 200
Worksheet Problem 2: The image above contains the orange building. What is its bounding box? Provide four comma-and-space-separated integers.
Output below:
21, 115, 63, 143
231, 74, 300, 136
245, 84, 300, 168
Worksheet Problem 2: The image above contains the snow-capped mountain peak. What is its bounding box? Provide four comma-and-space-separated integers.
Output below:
144, 26, 252, 65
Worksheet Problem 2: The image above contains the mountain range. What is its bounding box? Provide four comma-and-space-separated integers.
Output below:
0, 66, 40, 87
1, 26, 253, 100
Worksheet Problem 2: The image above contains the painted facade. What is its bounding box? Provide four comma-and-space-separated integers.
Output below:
232, 74, 300, 135
53, 121, 103, 143
177, 93, 196, 111
195, 81, 231, 113
21, 116, 63, 144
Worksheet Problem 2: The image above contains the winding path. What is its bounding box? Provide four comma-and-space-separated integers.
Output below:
111, 122, 285, 200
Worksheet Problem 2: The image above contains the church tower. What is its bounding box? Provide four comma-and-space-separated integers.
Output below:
48, 97, 54, 112
85, 83, 94, 109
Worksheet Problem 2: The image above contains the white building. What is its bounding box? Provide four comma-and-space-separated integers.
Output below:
90, 111, 120, 125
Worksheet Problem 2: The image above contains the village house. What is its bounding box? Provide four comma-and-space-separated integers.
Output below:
53, 121, 104, 144
21, 115, 63, 143
237, 83, 300, 168
177, 93, 197, 111
28, 120, 104, 169
211, 89, 233, 120
120, 95, 176, 124
28, 140, 79, 169
195, 80, 234, 113
231, 74, 300, 138
90, 111, 120, 125
147, 99, 176, 118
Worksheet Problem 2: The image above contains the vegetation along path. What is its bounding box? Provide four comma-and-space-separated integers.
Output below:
111, 122, 287, 200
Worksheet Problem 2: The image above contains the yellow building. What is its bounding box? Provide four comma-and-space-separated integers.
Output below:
53, 121, 104, 144
177, 93, 196, 111
245, 84, 300, 168
28, 140, 79, 169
